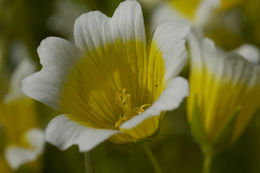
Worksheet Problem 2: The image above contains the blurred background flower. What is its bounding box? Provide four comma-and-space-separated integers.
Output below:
187, 30, 260, 172
147, 0, 260, 50
0, 43, 44, 172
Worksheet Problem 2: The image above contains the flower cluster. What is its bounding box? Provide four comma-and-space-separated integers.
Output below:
0, 0, 259, 172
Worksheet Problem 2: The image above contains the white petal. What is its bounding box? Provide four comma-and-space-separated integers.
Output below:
74, 0, 146, 51
201, 38, 225, 79
26, 128, 45, 152
233, 44, 260, 64
151, 3, 187, 32
5, 147, 38, 170
195, 0, 220, 27
5, 58, 36, 102
201, 38, 258, 86
5, 129, 44, 170
187, 28, 205, 69
188, 30, 223, 76
189, 32, 260, 88
74, 11, 113, 50
22, 37, 80, 109
152, 20, 190, 82
45, 115, 119, 152
111, 0, 146, 43
120, 77, 189, 129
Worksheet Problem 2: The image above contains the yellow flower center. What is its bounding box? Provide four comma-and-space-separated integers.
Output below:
170, 0, 200, 20
114, 88, 150, 128
59, 39, 165, 136
0, 98, 37, 147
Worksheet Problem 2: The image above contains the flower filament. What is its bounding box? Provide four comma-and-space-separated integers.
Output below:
114, 88, 150, 129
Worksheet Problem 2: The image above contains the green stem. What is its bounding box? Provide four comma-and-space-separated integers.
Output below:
202, 152, 214, 173
84, 152, 96, 173
143, 143, 163, 173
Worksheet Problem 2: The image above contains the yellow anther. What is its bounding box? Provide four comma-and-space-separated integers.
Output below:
115, 88, 132, 114
114, 89, 151, 129
114, 114, 128, 129
133, 104, 151, 115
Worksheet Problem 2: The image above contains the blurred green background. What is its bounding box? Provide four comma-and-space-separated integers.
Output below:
0, 0, 260, 172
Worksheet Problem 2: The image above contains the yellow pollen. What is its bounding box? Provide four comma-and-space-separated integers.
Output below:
133, 104, 151, 115
115, 88, 132, 115
114, 89, 150, 129
114, 114, 129, 129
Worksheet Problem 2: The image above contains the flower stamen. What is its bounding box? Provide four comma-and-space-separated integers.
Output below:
114, 89, 150, 129
115, 88, 132, 115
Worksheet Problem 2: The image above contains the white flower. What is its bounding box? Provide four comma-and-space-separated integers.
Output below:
0, 54, 44, 170
187, 30, 260, 145
23, 0, 190, 152
5, 128, 44, 170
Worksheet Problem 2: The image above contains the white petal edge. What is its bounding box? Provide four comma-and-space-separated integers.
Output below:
189, 31, 260, 89
195, 0, 220, 27
74, 11, 113, 50
5, 58, 36, 103
5, 128, 44, 170
45, 115, 120, 152
233, 44, 260, 64
151, 3, 188, 32
26, 128, 45, 152
120, 77, 189, 129
111, 0, 146, 43
187, 28, 204, 69
188, 29, 223, 77
201, 38, 259, 87
74, 0, 146, 50
22, 37, 80, 109
5, 147, 39, 170
152, 20, 190, 82
201, 38, 225, 79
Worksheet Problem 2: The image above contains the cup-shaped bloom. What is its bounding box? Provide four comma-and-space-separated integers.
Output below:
0, 59, 44, 170
187, 31, 260, 148
22, 0, 190, 152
